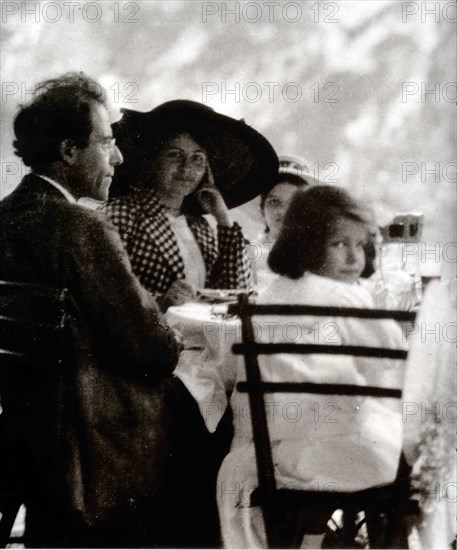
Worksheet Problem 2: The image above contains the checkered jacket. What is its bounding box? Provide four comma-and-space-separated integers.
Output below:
104, 191, 252, 296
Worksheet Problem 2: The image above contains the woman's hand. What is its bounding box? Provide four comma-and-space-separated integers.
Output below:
162, 280, 197, 310
195, 165, 232, 227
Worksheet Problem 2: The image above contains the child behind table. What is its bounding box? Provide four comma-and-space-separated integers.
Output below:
217, 186, 406, 549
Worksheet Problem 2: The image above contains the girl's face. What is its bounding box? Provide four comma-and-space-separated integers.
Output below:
151, 133, 208, 199
318, 216, 367, 284
263, 181, 299, 240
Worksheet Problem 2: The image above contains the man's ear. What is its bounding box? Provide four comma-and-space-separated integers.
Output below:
59, 139, 78, 164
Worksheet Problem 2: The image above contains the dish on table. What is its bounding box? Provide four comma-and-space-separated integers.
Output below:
196, 289, 254, 303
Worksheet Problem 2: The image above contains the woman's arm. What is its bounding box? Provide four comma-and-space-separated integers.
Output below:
207, 222, 252, 290
194, 181, 253, 290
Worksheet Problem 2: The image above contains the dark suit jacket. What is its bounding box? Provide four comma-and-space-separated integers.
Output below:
0, 174, 180, 528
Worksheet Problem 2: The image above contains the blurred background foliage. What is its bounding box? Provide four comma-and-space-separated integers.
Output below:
1, 0, 455, 260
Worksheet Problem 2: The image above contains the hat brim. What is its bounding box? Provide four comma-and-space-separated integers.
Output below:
109, 101, 278, 209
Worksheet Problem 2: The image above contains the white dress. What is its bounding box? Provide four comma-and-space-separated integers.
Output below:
217, 272, 406, 548
248, 232, 276, 292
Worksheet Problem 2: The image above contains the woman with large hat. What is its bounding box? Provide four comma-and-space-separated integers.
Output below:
103, 101, 278, 547
105, 100, 278, 311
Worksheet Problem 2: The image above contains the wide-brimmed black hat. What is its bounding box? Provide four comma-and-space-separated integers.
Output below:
109, 100, 279, 209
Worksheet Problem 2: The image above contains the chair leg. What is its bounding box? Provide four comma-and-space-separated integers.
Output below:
262, 502, 281, 549
340, 508, 357, 548
0, 501, 21, 548
287, 507, 308, 549
383, 505, 413, 549
365, 508, 386, 548
264, 502, 309, 549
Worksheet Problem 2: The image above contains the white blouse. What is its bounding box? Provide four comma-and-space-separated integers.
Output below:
165, 213, 206, 289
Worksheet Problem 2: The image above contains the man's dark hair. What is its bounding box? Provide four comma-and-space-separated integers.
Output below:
268, 185, 375, 279
13, 72, 107, 171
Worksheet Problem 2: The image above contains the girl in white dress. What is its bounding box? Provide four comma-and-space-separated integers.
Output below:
217, 186, 406, 548
252, 156, 377, 292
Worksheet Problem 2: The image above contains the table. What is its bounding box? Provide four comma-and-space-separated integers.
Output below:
165, 302, 241, 432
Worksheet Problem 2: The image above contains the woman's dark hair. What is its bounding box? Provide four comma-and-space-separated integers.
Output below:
13, 72, 106, 171
110, 122, 214, 216
259, 173, 310, 214
268, 185, 375, 279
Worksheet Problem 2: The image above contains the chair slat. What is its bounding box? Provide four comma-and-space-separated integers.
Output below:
228, 302, 416, 322
0, 314, 58, 331
0, 279, 62, 297
0, 320, 62, 361
0, 349, 27, 359
233, 342, 408, 359
0, 281, 66, 327
237, 381, 402, 398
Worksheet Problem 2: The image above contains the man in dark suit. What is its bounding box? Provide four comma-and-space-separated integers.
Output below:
0, 73, 180, 547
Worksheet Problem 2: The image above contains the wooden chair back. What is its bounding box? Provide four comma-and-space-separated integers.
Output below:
0, 280, 68, 548
228, 294, 416, 548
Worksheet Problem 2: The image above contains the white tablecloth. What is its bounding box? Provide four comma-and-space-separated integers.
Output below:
166, 303, 241, 432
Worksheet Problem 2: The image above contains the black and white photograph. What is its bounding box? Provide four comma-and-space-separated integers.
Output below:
0, 1, 455, 548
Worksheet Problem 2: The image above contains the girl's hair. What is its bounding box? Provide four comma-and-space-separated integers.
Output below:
268, 185, 375, 279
